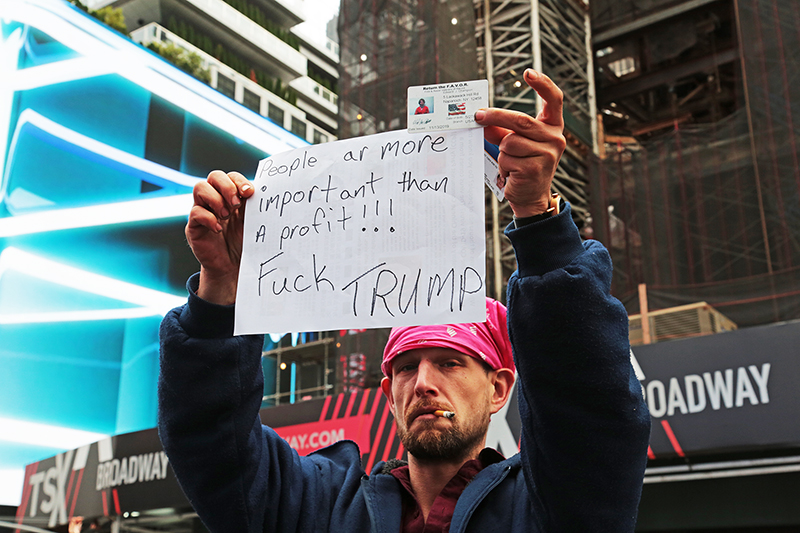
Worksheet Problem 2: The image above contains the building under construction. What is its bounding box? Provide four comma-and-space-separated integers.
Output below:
339, 0, 799, 329
588, 3, 800, 529
590, 0, 800, 328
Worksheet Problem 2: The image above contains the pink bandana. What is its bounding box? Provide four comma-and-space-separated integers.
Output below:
381, 298, 514, 376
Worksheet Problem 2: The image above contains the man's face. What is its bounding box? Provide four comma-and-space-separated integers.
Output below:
381, 347, 499, 463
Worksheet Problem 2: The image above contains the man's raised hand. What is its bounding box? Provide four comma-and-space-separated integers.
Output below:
475, 69, 566, 218
186, 170, 254, 305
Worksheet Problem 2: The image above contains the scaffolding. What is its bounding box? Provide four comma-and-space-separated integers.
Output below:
475, 0, 596, 299
589, 0, 800, 327
338, 0, 596, 301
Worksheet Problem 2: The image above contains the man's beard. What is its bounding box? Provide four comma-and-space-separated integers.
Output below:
397, 403, 491, 462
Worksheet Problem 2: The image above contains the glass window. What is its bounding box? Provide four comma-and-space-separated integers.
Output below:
291, 116, 307, 139
216, 73, 235, 100
243, 88, 260, 114
268, 103, 285, 127
313, 129, 326, 144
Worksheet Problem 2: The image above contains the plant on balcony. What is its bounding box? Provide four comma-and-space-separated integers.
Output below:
69, 0, 127, 34
309, 72, 338, 95
167, 17, 297, 106
254, 73, 297, 106
147, 41, 211, 84
220, 0, 300, 50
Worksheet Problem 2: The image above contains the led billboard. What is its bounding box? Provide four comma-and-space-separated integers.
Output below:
0, 0, 306, 505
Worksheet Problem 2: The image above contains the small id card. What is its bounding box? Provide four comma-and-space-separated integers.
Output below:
408, 80, 488, 133
483, 140, 505, 201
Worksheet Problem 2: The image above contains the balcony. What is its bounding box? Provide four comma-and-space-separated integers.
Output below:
131, 23, 336, 143
289, 75, 338, 122
248, 0, 306, 28
325, 38, 339, 58
171, 0, 307, 79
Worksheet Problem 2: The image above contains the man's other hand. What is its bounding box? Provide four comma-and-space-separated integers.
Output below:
186, 170, 254, 305
475, 69, 566, 218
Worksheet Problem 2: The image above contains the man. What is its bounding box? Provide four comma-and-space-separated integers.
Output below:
378, 298, 516, 530
415, 98, 430, 114
158, 69, 650, 532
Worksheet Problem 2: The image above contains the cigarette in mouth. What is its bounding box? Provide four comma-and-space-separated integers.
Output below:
433, 410, 455, 419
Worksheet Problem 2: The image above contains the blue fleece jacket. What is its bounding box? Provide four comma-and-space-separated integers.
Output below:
158, 204, 651, 532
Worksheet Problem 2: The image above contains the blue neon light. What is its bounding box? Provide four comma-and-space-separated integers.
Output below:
0, 0, 308, 505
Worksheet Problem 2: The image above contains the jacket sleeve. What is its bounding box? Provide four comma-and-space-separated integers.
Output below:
157, 274, 363, 533
504, 204, 651, 532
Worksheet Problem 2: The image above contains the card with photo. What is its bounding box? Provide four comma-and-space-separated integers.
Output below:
407, 80, 488, 133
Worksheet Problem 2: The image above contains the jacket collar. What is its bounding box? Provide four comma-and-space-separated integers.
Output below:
362, 451, 520, 533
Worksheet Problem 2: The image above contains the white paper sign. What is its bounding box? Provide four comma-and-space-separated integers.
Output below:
234, 127, 486, 335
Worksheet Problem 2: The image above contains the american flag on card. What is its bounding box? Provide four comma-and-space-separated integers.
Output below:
448, 103, 467, 116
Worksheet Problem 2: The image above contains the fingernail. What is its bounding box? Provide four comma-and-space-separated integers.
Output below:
215, 223, 223, 233
220, 208, 230, 219
242, 184, 252, 192
475, 109, 486, 121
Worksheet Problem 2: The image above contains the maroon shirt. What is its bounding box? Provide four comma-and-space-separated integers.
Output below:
389, 449, 504, 533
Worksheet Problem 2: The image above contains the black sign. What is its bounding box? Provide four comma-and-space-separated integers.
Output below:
635, 320, 800, 458
16, 428, 182, 528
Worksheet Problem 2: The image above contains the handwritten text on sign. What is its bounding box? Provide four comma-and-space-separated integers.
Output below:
235, 127, 485, 335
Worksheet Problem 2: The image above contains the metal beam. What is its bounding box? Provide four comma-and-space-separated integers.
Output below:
477, 0, 594, 292
593, 0, 725, 44
598, 47, 738, 105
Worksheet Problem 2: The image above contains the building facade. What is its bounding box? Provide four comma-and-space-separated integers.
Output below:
88, 0, 339, 144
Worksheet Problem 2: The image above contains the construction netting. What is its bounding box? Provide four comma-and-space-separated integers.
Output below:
589, 0, 800, 328
591, 0, 688, 31
337, 0, 478, 138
